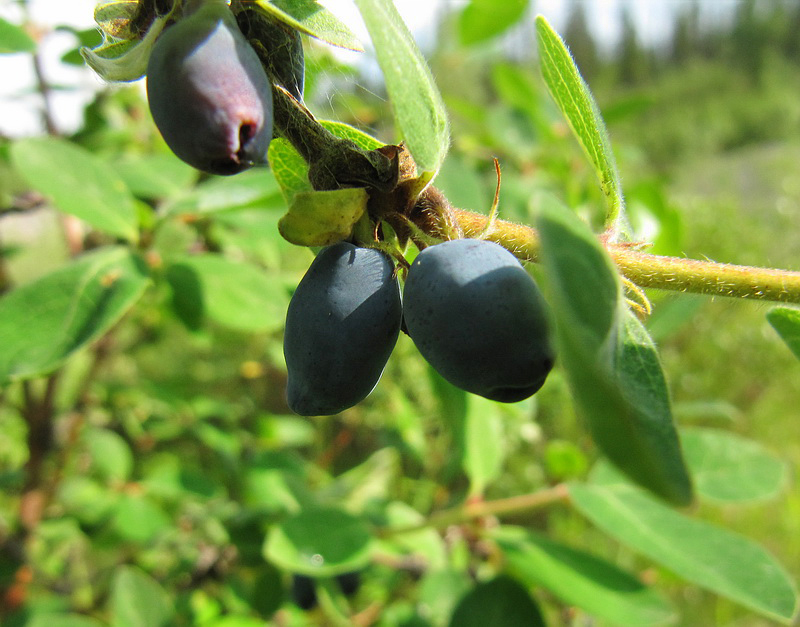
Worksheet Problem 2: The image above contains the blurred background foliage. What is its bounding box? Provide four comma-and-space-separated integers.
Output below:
0, 0, 799, 625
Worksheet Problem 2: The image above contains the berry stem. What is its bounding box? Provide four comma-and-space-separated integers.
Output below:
266, 65, 800, 306
444, 206, 800, 305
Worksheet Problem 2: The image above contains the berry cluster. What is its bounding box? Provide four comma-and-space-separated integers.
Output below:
145, 0, 275, 175
284, 239, 555, 416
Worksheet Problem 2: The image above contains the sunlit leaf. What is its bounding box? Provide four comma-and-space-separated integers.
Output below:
570, 479, 798, 624
11, 137, 139, 241
0, 248, 150, 384
535, 16, 624, 226
162, 168, 281, 217
253, 0, 363, 51
353, 0, 449, 175
536, 196, 692, 505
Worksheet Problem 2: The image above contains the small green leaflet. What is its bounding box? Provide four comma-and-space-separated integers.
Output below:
536, 196, 692, 505
110, 565, 175, 627
0, 247, 150, 384
767, 306, 800, 360
570, 477, 798, 624
0, 17, 36, 54
11, 137, 139, 241
353, 0, 450, 176
535, 16, 624, 229
253, 0, 363, 51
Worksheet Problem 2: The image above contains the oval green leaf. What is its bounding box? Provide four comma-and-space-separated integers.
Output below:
447, 575, 546, 627
11, 137, 139, 241
681, 428, 788, 503
535, 16, 624, 227
536, 197, 692, 505
263, 506, 373, 576
495, 526, 675, 626
353, 0, 449, 175
0, 247, 150, 384
110, 565, 174, 627
569, 481, 799, 624
166, 255, 288, 333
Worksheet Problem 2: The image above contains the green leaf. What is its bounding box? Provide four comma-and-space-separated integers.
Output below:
569, 480, 799, 624
681, 428, 788, 503
447, 575, 546, 627
114, 153, 198, 200
111, 494, 171, 543
353, 0, 449, 175
767, 306, 800, 360
536, 197, 692, 505
458, 0, 529, 46
463, 396, 505, 495
0, 247, 150, 384
495, 527, 675, 626
110, 565, 174, 627
263, 506, 373, 576
85, 428, 134, 482
162, 168, 281, 217
166, 255, 288, 332
0, 17, 36, 54
11, 137, 139, 241
535, 16, 624, 226
253, 0, 363, 51
278, 188, 368, 246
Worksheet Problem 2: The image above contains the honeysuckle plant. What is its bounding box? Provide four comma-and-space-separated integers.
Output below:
0, 0, 798, 624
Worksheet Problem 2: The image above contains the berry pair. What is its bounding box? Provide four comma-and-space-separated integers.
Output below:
284, 239, 555, 416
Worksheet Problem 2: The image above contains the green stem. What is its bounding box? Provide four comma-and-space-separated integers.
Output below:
264, 47, 800, 306
444, 208, 800, 305
385, 484, 570, 536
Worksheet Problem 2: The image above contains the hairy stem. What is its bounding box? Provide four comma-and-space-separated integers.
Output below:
265, 52, 800, 306
442, 208, 800, 305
